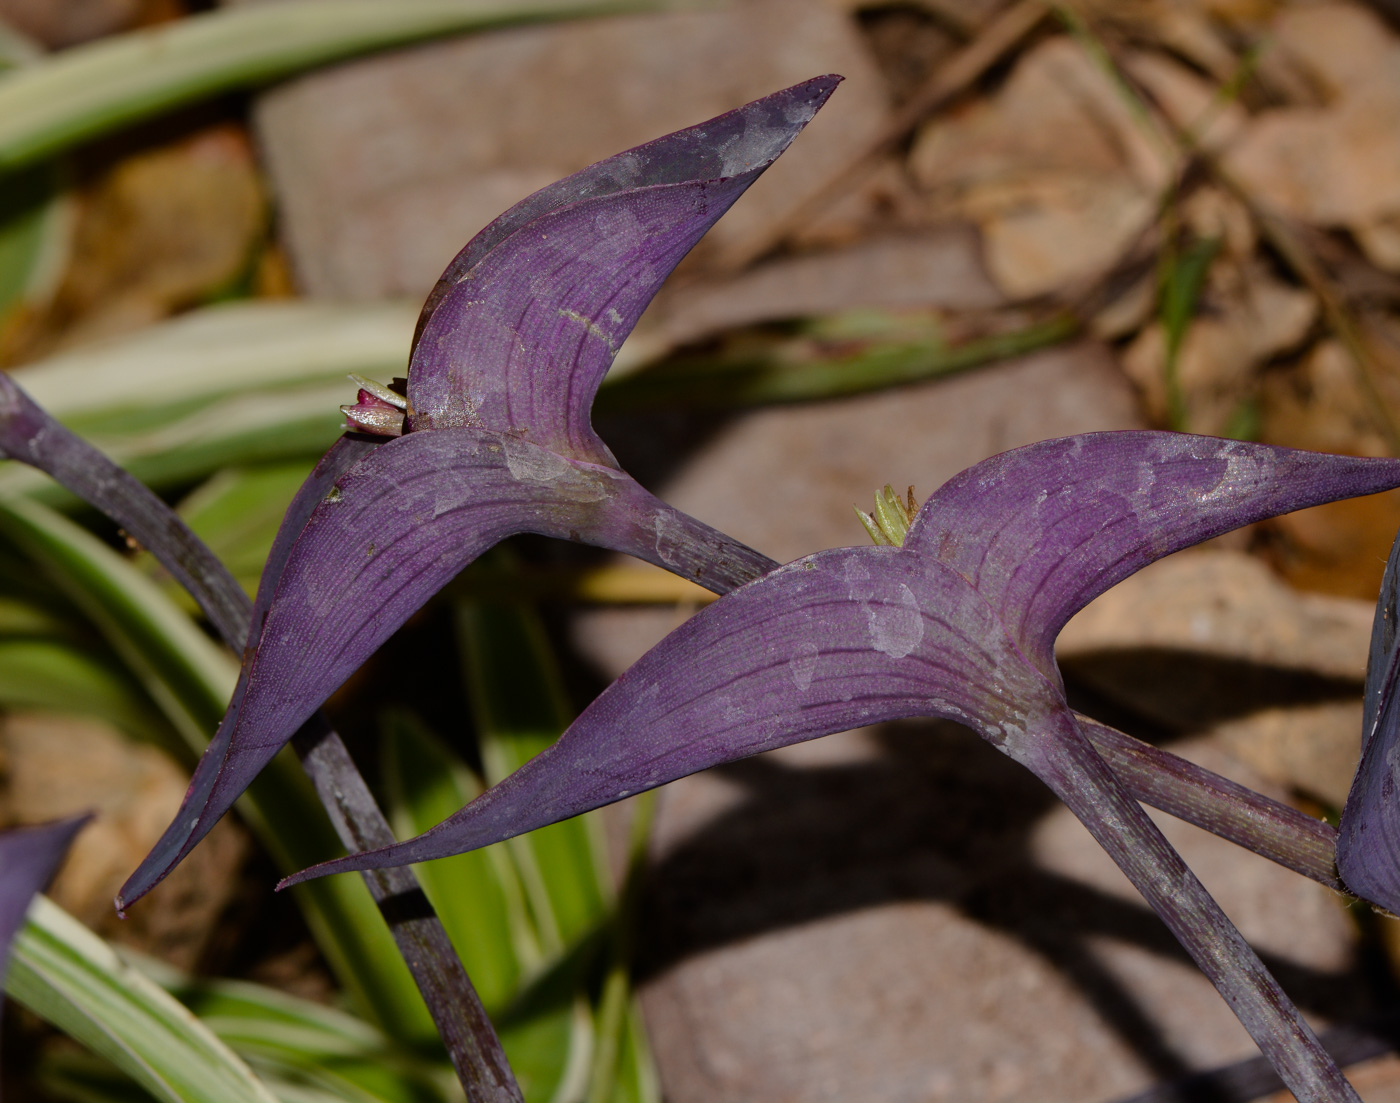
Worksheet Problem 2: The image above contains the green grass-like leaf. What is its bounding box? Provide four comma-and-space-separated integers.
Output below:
0, 636, 175, 744
0, 0, 658, 174
1, 301, 417, 502
456, 599, 611, 948
381, 709, 532, 1014
0, 162, 70, 326
380, 709, 600, 1103
7, 896, 279, 1103
454, 587, 660, 1102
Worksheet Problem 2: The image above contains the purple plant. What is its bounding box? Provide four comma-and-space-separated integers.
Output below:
286, 432, 1400, 1103
115, 76, 840, 912
42, 70, 1397, 1101
1339, 525, 1400, 911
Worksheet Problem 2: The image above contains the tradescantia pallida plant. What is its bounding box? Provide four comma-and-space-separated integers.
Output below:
116, 75, 838, 912
25, 71, 1394, 1101
288, 433, 1400, 1103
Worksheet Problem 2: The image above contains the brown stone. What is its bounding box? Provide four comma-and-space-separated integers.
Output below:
0, 712, 247, 970
636, 724, 1369, 1103
621, 225, 1005, 368
0, 0, 149, 49
908, 37, 1240, 299
1213, 701, 1363, 809
1260, 1053, 1400, 1103
1222, 3, 1400, 271
1058, 550, 1372, 804
1058, 550, 1373, 686
27, 125, 267, 360
253, 0, 891, 300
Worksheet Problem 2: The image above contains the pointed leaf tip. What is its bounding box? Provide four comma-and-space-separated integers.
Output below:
407, 76, 842, 458
2, 814, 90, 973
279, 545, 1060, 883
906, 432, 1400, 672
119, 426, 769, 909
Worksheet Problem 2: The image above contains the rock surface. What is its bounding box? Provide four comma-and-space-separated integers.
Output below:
636, 725, 1369, 1103
1260, 1054, 1400, 1103
622, 225, 1005, 368
0, 712, 246, 969
1224, 2, 1400, 271
1059, 549, 1372, 808
0, 0, 151, 48
253, 0, 891, 301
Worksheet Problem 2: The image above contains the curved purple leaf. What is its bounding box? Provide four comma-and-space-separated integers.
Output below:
906, 432, 1400, 673
253, 434, 382, 636
1338, 524, 1400, 911
108, 435, 382, 912
285, 544, 1359, 1102
407, 75, 841, 461
122, 79, 838, 909
1361, 524, 1400, 751
1, 815, 89, 974
414, 74, 840, 343
117, 430, 770, 908
284, 545, 1059, 873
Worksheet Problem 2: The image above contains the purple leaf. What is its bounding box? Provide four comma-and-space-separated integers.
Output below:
117, 78, 835, 910
293, 546, 1061, 863
112, 435, 382, 909
408, 75, 841, 459
284, 541, 1360, 1101
908, 432, 1400, 673
117, 429, 771, 908
254, 433, 382, 635
0, 815, 90, 1094
1, 814, 89, 976
1338, 524, 1400, 912
281, 433, 1400, 877
288, 431, 1400, 1103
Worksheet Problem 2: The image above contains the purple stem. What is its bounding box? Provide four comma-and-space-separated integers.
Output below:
0, 375, 247, 647
1078, 716, 1343, 892
1028, 713, 1359, 1103
268, 436, 521, 1102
